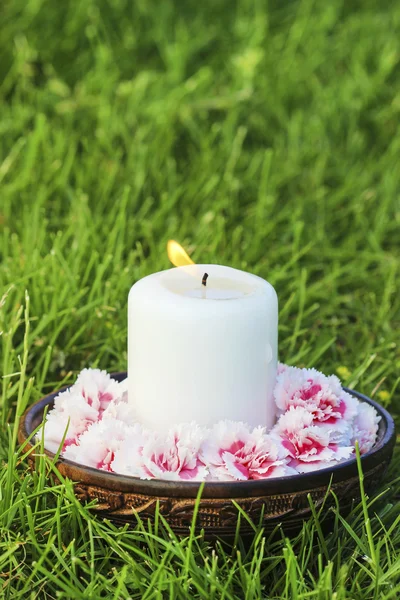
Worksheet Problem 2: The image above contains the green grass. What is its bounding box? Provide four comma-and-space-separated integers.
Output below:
1, 0, 400, 597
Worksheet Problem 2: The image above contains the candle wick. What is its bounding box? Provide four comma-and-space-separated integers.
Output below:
202, 273, 209, 287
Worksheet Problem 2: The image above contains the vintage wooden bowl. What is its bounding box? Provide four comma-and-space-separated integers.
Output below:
19, 373, 396, 540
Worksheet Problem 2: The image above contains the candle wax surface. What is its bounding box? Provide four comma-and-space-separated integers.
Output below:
184, 287, 247, 300
163, 267, 255, 300
128, 264, 278, 432
179, 276, 253, 300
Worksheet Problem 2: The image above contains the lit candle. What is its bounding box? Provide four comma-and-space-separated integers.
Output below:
128, 259, 278, 433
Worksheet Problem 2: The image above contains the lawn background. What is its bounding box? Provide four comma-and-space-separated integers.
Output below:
0, 0, 399, 598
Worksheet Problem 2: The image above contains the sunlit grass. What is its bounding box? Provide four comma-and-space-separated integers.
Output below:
0, 0, 399, 597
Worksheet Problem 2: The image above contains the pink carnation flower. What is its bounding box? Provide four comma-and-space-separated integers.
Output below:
201, 421, 294, 481
274, 366, 358, 426
273, 407, 353, 473
138, 424, 207, 482
63, 420, 132, 471
43, 388, 99, 453
351, 402, 380, 454
118, 377, 129, 402
277, 362, 289, 375
101, 399, 137, 424
111, 426, 149, 477
74, 368, 122, 412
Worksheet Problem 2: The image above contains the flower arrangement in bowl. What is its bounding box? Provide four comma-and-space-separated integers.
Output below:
41, 364, 381, 482
19, 364, 395, 539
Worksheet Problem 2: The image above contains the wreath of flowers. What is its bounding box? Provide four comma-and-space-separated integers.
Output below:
42, 365, 380, 482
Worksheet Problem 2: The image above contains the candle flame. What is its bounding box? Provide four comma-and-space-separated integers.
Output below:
167, 240, 195, 267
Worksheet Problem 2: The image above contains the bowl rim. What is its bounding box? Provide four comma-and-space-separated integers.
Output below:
19, 372, 396, 499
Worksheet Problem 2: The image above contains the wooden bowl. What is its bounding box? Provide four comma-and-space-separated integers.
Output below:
19, 373, 396, 540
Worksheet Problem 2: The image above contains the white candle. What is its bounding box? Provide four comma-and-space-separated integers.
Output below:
128, 264, 278, 432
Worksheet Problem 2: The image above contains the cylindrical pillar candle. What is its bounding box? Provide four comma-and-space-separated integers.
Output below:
128, 264, 278, 432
